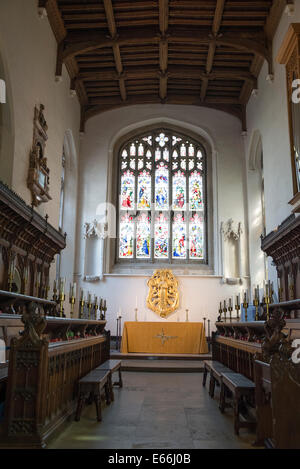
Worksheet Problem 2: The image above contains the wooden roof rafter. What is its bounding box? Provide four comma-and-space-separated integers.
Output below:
40, 0, 291, 132
158, 0, 169, 101
102, 0, 127, 101
201, 0, 226, 101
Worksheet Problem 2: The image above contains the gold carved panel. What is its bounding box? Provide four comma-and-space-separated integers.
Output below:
146, 269, 179, 318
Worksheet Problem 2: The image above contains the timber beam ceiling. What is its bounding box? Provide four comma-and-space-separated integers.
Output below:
40, 0, 291, 131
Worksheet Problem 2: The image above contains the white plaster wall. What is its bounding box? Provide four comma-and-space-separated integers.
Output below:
0, 0, 81, 293
244, 4, 300, 290
75, 105, 249, 332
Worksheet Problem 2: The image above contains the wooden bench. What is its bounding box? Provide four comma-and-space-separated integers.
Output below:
219, 372, 256, 435
95, 359, 123, 402
202, 360, 231, 398
75, 369, 111, 422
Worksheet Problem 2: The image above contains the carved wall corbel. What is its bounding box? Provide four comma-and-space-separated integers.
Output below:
83, 221, 107, 282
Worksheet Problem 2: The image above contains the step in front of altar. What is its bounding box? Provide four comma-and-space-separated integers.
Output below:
110, 350, 211, 372
111, 350, 211, 361
119, 359, 206, 373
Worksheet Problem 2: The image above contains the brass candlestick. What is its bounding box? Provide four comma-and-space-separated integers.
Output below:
228, 306, 233, 322
235, 303, 240, 322
203, 317, 206, 335
69, 295, 75, 318
185, 309, 189, 322
59, 292, 65, 318
243, 300, 248, 322
94, 297, 99, 320
218, 302, 223, 322
87, 295, 92, 320
79, 297, 85, 319
223, 301, 227, 322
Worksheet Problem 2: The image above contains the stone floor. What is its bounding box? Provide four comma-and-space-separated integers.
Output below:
48, 371, 260, 450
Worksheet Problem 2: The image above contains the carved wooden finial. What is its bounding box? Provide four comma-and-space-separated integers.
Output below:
262, 308, 286, 362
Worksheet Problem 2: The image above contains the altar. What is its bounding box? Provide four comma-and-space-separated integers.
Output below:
121, 322, 208, 354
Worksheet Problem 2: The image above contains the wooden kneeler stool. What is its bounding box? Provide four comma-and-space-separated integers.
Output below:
219, 372, 256, 435
95, 359, 123, 402
75, 369, 111, 422
202, 360, 231, 398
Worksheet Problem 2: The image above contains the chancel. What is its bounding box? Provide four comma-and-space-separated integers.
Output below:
0, 0, 300, 451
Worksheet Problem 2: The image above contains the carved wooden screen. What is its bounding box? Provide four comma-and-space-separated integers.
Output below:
117, 129, 207, 264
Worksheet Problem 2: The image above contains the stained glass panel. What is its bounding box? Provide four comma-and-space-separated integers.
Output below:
119, 214, 134, 258
155, 213, 169, 258
130, 144, 136, 156
172, 171, 186, 210
189, 171, 203, 211
189, 214, 204, 259
155, 164, 169, 210
138, 144, 144, 156
180, 159, 186, 170
143, 136, 152, 145
120, 170, 135, 209
138, 170, 151, 209
156, 133, 169, 147
188, 144, 195, 157
136, 213, 151, 258
172, 214, 186, 259
163, 148, 169, 161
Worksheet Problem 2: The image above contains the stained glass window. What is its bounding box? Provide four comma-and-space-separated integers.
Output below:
118, 129, 206, 263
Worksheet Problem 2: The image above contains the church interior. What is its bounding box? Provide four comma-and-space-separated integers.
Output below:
0, 0, 300, 451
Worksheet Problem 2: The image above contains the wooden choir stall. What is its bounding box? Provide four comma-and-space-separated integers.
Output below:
206, 214, 300, 449
0, 182, 110, 447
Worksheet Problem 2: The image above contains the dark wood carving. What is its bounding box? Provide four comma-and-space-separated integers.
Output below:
261, 214, 300, 317
255, 310, 300, 449
0, 181, 66, 297
0, 302, 109, 448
